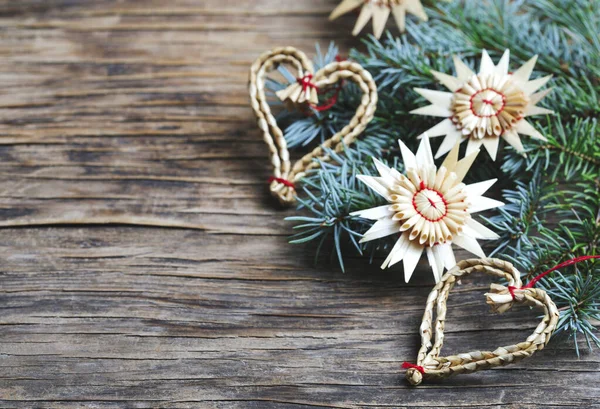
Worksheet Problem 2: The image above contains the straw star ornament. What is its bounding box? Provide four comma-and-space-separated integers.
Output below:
329, 0, 428, 39
351, 135, 504, 282
411, 50, 554, 160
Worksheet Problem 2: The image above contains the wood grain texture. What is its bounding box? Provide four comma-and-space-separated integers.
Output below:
0, 1, 599, 408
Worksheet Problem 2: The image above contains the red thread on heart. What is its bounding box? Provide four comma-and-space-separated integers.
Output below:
402, 362, 425, 373
508, 255, 600, 299
301, 55, 346, 113
268, 176, 295, 189
312, 89, 340, 112
297, 74, 317, 92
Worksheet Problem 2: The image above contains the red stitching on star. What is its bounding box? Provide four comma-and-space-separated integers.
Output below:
468, 88, 507, 118
366, 0, 392, 9
410, 184, 448, 223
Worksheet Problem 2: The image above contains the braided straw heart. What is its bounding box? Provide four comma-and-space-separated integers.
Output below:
249, 46, 378, 205
404, 258, 559, 386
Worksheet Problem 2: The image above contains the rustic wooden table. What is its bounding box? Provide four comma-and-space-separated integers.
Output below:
1, 1, 599, 408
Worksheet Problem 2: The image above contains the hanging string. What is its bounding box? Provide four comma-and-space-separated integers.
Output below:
508, 255, 600, 299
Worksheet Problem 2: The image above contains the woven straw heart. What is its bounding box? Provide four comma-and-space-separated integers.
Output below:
249, 46, 378, 205
405, 258, 559, 386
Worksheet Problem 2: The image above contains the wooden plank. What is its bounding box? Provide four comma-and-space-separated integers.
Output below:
0, 1, 598, 408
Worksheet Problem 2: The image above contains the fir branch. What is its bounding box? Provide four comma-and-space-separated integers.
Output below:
263, 0, 600, 351
502, 117, 600, 181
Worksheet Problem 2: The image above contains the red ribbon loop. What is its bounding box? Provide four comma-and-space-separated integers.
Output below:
509, 255, 600, 299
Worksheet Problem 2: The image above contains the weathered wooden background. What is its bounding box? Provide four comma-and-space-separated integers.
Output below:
0, 1, 599, 408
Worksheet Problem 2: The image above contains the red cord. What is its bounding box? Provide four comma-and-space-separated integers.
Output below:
297, 74, 318, 93
268, 176, 295, 189
296, 55, 346, 113
311, 89, 341, 112
402, 362, 425, 373
508, 255, 600, 298
297, 74, 341, 112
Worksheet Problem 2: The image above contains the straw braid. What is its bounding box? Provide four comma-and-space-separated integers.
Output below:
249, 46, 378, 205
405, 258, 559, 386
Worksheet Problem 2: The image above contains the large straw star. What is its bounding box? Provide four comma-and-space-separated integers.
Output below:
329, 0, 428, 39
352, 135, 503, 282
411, 50, 554, 160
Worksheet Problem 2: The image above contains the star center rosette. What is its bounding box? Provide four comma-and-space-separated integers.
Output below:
351, 135, 504, 282
451, 72, 528, 141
